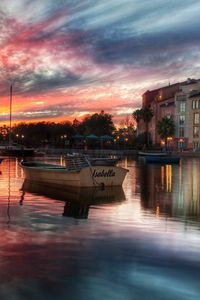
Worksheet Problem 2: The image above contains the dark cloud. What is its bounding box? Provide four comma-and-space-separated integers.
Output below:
0, 68, 87, 97
69, 24, 200, 69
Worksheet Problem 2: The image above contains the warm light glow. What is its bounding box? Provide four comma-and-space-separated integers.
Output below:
166, 164, 172, 192
161, 166, 165, 190
156, 205, 160, 217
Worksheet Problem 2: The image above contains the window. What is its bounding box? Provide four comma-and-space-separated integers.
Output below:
179, 115, 185, 125
194, 113, 200, 124
180, 101, 186, 112
193, 126, 199, 138
179, 127, 184, 137
192, 100, 200, 109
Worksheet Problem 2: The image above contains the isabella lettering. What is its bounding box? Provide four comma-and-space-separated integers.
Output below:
92, 169, 115, 177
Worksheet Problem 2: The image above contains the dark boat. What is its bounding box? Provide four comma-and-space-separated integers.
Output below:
0, 144, 35, 157
144, 155, 180, 164
138, 151, 167, 157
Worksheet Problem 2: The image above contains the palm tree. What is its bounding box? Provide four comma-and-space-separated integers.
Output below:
132, 109, 143, 124
157, 116, 175, 148
141, 107, 154, 147
133, 107, 154, 147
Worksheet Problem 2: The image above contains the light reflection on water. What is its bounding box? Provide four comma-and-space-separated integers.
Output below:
0, 157, 200, 299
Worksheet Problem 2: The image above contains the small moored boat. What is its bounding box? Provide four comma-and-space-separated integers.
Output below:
20, 155, 128, 187
138, 151, 167, 157
144, 155, 180, 164
0, 144, 35, 157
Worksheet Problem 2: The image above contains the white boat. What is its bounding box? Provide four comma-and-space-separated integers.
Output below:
20, 155, 128, 187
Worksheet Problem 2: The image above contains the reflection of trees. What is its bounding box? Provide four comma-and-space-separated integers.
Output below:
139, 160, 200, 220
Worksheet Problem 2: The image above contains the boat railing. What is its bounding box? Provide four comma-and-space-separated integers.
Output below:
65, 154, 90, 171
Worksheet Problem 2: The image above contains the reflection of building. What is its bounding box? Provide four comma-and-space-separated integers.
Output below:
139, 160, 200, 220
139, 164, 173, 216
172, 160, 200, 218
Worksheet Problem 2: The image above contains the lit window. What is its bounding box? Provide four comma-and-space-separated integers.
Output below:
194, 113, 200, 124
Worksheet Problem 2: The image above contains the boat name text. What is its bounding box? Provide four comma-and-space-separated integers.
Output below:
92, 169, 115, 177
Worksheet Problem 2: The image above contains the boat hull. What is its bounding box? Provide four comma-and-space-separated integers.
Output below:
20, 162, 128, 187
21, 179, 126, 205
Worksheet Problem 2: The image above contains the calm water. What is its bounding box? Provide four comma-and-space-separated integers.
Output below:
0, 157, 200, 300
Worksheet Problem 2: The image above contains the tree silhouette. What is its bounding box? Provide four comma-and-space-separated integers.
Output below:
157, 116, 175, 145
81, 111, 115, 136
133, 107, 153, 147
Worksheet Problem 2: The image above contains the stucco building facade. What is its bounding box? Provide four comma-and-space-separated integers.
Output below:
175, 79, 200, 150
141, 82, 183, 145
139, 78, 200, 150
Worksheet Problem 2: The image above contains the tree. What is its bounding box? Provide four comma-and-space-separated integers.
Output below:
133, 107, 153, 147
132, 109, 143, 125
141, 107, 154, 139
157, 116, 175, 145
81, 111, 115, 136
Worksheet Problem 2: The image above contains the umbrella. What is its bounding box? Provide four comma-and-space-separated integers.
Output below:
100, 135, 113, 140
72, 134, 84, 139
86, 134, 98, 140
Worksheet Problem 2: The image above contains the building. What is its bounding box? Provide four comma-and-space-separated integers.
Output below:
175, 79, 200, 150
139, 78, 200, 149
141, 82, 184, 145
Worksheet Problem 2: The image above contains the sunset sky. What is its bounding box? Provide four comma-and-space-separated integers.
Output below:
0, 0, 200, 125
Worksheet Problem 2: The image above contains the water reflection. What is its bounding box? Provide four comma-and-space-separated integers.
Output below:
1, 158, 200, 300
139, 160, 200, 221
21, 180, 126, 219
7, 158, 11, 225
